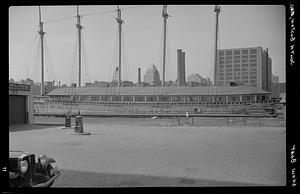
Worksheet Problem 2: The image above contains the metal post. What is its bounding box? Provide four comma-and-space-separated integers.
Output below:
162, 5, 168, 87
76, 6, 83, 87
116, 6, 123, 87
214, 5, 221, 86
38, 6, 45, 96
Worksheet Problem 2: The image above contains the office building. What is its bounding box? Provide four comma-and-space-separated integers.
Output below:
215, 47, 272, 92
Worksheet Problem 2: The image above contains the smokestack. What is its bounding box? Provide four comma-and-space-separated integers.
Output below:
182, 51, 186, 85
138, 67, 141, 86
177, 49, 182, 86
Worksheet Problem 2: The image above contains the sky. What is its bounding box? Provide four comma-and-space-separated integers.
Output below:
9, 5, 286, 85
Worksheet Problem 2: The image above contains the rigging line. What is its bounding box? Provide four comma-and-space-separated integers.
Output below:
30, 37, 41, 83
81, 33, 91, 84
82, 9, 115, 17
10, 34, 39, 65
121, 29, 130, 82
44, 16, 75, 24
120, 5, 147, 10
44, 37, 57, 82
21, 36, 39, 79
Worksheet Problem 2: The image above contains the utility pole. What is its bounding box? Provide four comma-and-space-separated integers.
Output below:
38, 6, 45, 96
116, 5, 123, 87
162, 5, 169, 87
76, 6, 83, 87
266, 48, 269, 92
214, 5, 221, 86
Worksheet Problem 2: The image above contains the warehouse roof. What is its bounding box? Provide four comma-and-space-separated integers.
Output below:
47, 86, 270, 96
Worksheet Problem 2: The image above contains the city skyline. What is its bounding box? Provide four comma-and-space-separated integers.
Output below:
9, 5, 286, 85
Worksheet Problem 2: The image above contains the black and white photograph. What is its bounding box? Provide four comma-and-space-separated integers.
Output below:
6, 1, 294, 190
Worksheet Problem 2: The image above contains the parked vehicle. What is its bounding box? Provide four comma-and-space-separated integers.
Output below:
9, 151, 60, 187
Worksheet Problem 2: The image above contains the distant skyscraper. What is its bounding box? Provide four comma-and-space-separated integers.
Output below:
144, 64, 160, 86
138, 68, 141, 86
272, 74, 279, 83
215, 47, 272, 92
177, 49, 186, 86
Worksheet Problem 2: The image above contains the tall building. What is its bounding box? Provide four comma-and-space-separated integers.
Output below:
272, 74, 279, 84
177, 49, 186, 86
144, 64, 161, 86
215, 47, 272, 92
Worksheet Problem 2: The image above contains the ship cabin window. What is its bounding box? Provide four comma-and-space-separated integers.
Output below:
173, 96, 183, 102
123, 96, 133, 101
134, 96, 144, 102
215, 96, 226, 102
101, 96, 110, 101
90, 96, 100, 101
228, 95, 239, 102
112, 96, 121, 101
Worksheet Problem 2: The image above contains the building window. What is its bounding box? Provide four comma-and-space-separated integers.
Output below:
250, 71, 257, 75
250, 54, 257, 58
234, 55, 240, 59
242, 50, 249, 55
250, 49, 257, 54
234, 68, 240, 71
234, 50, 240, 55
226, 60, 232, 64
250, 80, 256, 83
219, 51, 225, 56
219, 61, 225, 64
242, 55, 248, 59
234, 60, 240, 64
219, 77, 224, 80
219, 81, 225, 85
250, 76, 257, 79
242, 59, 248, 63
226, 51, 232, 56
226, 77, 232, 80
250, 63, 256, 67
234, 76, 240, 80
250, 59, 257, 63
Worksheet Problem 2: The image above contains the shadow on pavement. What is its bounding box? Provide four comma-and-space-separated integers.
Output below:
9, 124, 63, 132
53, 169, 263, 187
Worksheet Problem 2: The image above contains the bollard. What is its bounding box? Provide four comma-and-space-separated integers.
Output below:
75, 116, 83, 133
65, 116, 71, 128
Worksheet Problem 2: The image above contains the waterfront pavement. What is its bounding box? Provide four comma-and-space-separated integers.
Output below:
9, 118, 286, 187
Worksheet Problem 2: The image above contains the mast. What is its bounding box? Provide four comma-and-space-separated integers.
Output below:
162, 5, 169, 87
76, 5, 83, 87
214, 5, 221, 86
38, 6, 45, 95
116, 5, 123, 87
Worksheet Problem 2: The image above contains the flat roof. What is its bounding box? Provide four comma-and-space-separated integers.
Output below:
47, 86, 270, 96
